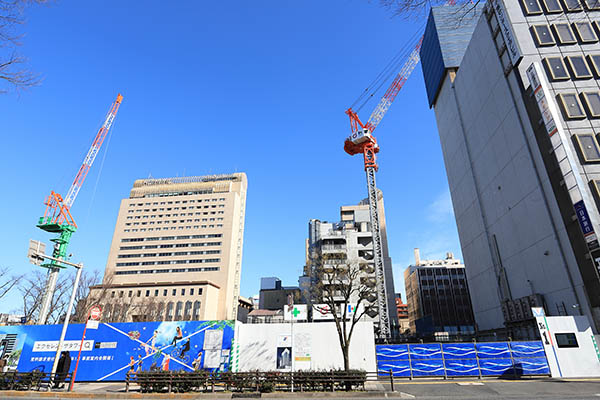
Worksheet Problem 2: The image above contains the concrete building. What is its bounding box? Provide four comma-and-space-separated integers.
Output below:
404, 249, 475, 337
90, 173, 247, 322
258, 277, 300, 311
303, 193, 398, 333
421, 1, 600, 337
395, 294, 410, 334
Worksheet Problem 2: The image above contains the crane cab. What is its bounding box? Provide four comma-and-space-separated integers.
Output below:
348, 128, 373, 145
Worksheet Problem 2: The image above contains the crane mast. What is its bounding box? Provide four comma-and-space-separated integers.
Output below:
344, 39, 423, 339
36, 94, 123, 325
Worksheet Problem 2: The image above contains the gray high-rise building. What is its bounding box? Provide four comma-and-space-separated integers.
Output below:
303, 193, 398, 333
421, 1, 600, 337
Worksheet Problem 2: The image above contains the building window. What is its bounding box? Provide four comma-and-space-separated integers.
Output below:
172, 289, 176, 296
146, 290, 150, 297
588, 54, 600, 76
175, 301, 183, 321
137, 290, 141, 297
544, 57, 569, 81
574, 134, 600, 161
198, 288, 203, 295
532, 25, 555, 46
582, 92, 600, 117
558, 93, 586, 118
193, 301, 201, 320
154, 289, 159, 296
128, 290, 133, 298
184, 301, 192, 320
563, 0, 582, 10
574, 22, 597, 42
554, 23, 577, 44
542, 0, 563, 11
181, 288, 186, 296
585, 0, 600, 9
590, 179, 600, 204
566, 56, 592, 78
163, 289, 167, 296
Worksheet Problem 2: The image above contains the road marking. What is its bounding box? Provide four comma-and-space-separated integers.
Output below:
457, 382, 484, 385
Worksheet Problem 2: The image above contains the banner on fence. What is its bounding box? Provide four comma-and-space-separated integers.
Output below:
0, 320, 234, 381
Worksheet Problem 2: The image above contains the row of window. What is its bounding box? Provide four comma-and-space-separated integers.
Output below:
114, 267, 220, 275
104, 301, 202, 322
557, 91, 600, 119
523, 0, 600, 14
129, 198, 226, 207
533, 21, 600, 46
124, 225, 223, 233
119, 242, 221, 251
112, 287, 204, 298
127, 214, 224, 220
128, 205, 225, 214
545, 54, 600, 80
116, 258, 220, 267
126, 218, 224, 225
118, 250, 220, 258
122, 234, 222, 242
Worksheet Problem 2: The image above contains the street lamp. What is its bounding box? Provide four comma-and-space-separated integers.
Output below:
28, 239, 83, 385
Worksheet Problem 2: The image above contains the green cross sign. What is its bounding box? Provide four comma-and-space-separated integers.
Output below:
292, 307, 301, 318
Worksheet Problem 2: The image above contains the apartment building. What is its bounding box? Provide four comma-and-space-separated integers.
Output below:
90, 173, 247, 322
303, 193, 398, 334
404, 249, 475, 337
421, 0, 600, 336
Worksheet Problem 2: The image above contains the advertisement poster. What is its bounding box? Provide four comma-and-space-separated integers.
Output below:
0, 320, 234, 381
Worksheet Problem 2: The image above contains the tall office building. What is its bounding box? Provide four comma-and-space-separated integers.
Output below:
303, 193, 398, 332
421, 1, 600, 337
404, 249, 475, 337
90, 173, 247, 322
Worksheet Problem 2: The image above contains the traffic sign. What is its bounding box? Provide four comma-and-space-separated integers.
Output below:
89, 305, 102, 321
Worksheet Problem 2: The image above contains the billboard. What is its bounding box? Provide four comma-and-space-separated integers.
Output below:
0, 320, 234, 381
311, 304, 361, 321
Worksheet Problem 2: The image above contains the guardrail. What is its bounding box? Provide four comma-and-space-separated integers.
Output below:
0, 371, 72, 391
126, 370, 368, 393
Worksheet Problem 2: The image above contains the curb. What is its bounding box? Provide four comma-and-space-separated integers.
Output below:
0, 390, 396, 399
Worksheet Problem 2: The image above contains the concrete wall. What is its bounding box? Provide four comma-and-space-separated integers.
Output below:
235, 322, 376, 372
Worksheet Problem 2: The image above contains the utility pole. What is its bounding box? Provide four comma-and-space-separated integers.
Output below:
28, 240, 83, 385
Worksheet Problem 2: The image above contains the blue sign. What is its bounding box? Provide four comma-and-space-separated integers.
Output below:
0, 320, 234, 381
574, 200, 594, 236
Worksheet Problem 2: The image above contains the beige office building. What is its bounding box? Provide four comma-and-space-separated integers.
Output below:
90, 173, 247, 322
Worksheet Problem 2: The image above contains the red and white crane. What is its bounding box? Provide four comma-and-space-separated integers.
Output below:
343, 36, 423, 339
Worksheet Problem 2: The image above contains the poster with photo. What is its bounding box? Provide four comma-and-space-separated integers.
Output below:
276, 346, 292, 370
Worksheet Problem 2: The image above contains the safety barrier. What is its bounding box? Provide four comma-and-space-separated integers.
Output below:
376, 341, 550, 378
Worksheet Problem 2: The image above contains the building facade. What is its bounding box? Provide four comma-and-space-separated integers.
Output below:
90, 173, 247, 322
303, 193, 398, 333
395, 293, 410, 334
404, 249, 475, 337
258, 277, 300, 311
421, 1, 600, 337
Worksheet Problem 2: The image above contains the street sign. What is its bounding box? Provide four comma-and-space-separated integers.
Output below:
89, 305, 102, 321
27, 239, 46, 266
86, 320, 99, 330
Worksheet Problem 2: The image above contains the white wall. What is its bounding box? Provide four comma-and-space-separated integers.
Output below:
235, 321, 376, 372
540, 316, 600, 378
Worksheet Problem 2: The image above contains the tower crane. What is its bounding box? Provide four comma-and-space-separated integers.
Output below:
343, 37, 423, 339
36, 93, 123, 325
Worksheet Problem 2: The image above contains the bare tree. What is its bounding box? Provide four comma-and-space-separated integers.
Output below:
378, 0, 481, 19
0, 0, 48, 93
308, 252, 375, 372
71, 270, 105, 323
18, 270, 71, 324
0, 267, 22, 301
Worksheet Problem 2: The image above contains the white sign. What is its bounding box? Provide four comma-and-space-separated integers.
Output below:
33, 340, 94, 352
203, 330, 224, 350
490, 0, 522, 65
526, 64, 558, 137
284, 304, 307, 321
86, 320, 99, 330
312, 304, 361, 321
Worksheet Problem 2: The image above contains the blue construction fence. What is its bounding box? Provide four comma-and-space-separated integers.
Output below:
376, 341, 550, 377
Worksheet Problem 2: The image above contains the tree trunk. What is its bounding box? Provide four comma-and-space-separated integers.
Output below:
343, 345, 351, 391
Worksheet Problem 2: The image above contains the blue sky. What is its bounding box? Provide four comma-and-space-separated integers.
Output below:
0, 0, 461, 312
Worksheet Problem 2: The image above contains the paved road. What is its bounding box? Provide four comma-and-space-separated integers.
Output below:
2, 378, 600, 399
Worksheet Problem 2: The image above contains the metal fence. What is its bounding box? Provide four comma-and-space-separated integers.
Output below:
376, 341, 550, 378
